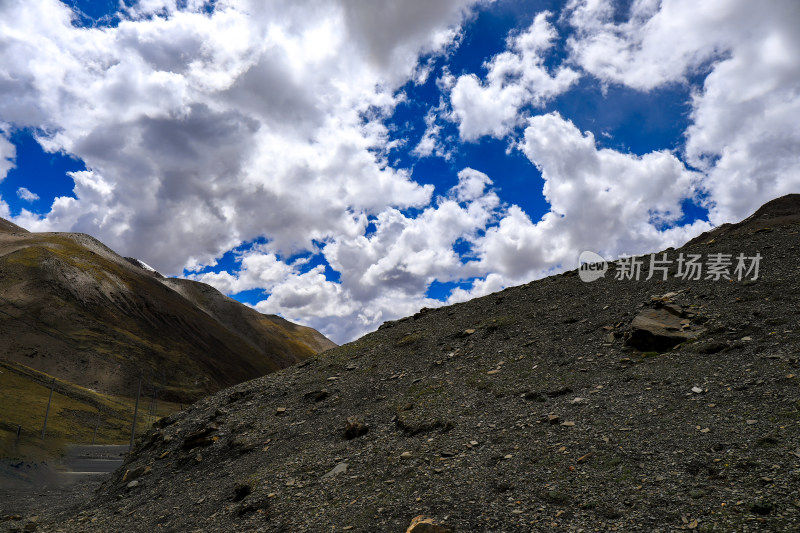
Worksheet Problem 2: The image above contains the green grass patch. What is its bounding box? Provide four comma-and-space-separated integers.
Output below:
0, 360, 181, 462
395, 333, 423, 347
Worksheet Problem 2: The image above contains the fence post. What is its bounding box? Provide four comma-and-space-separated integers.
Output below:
41, 378, 55, 440
92, 412, 100, 445
129, 376, 142, 452
16, 425, 21, 446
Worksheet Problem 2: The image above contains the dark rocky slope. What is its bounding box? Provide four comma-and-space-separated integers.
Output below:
687, 194, 800, 245
14, 197, 800, 532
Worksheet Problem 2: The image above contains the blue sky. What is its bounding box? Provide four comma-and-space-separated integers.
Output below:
1, 0, 798, 342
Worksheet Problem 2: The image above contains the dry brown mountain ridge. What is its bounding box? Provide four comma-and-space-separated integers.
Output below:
10, 194, 798, 532
686, 193, 800, 245
0, 220, 335, 403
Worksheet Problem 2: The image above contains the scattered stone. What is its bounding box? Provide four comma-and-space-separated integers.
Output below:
405, 515, 453, 533
395, 415, 451, 436
522, 391, 548, 402
123, 466, 147, 482
750, 500, 774, 515
400, 451, 412, 460
561, 421, 575, 427
691, 387, 703, 394
577, 452, 594, 464
547, 386, 573, 398
322, 463, 349, 478
182, 423, 219, 449
547, 415, 560, 425
126, 480, 139, 489
747, 419, 758, 425
276, 407, 287, 415
344, 416, 369, 439
233, 483, 252, 502
464, 329, 475, 335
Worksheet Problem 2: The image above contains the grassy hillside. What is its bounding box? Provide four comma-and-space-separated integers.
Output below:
0, 359, 181, 463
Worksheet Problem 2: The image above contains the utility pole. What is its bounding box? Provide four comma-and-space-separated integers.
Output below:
41, 378, 55, 440
129, 376, 142, 452
147, 373, 156, 427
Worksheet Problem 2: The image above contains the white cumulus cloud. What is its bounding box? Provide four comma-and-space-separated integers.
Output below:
16, 187, 39, 202
0, 131, 15, 182
468, 112, 710, 281
566, 0, 800, 224
214, 168, 502, 342
449, 11, 580, 141
0, 0, 483, 274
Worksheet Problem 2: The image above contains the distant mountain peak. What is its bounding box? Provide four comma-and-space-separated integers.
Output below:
124, 256, 164, 278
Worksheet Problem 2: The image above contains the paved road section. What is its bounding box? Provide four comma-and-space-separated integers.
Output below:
57, 444, 127, 483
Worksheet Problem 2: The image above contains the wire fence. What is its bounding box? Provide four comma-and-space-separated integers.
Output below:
0, 365, 174, 454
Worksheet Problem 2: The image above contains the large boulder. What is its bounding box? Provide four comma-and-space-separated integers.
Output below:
626, 303, 703, 352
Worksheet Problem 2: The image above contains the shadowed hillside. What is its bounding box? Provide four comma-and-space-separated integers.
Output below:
0, 220, 335, 403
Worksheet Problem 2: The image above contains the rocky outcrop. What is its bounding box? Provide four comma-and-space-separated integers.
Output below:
626, 300, 704, 351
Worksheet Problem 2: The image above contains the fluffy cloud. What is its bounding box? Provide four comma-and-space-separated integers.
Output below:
566, 0, 800, 223
16, 187, 39, 202
0, 132, 14, 181
566, 0, 729, 90
449, 11, 580, 141
470, 112, 709, 279
191, 249, 294, 295
412, 107, 449, 159
218, 168, 502, 342
0, 0, 482, 273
